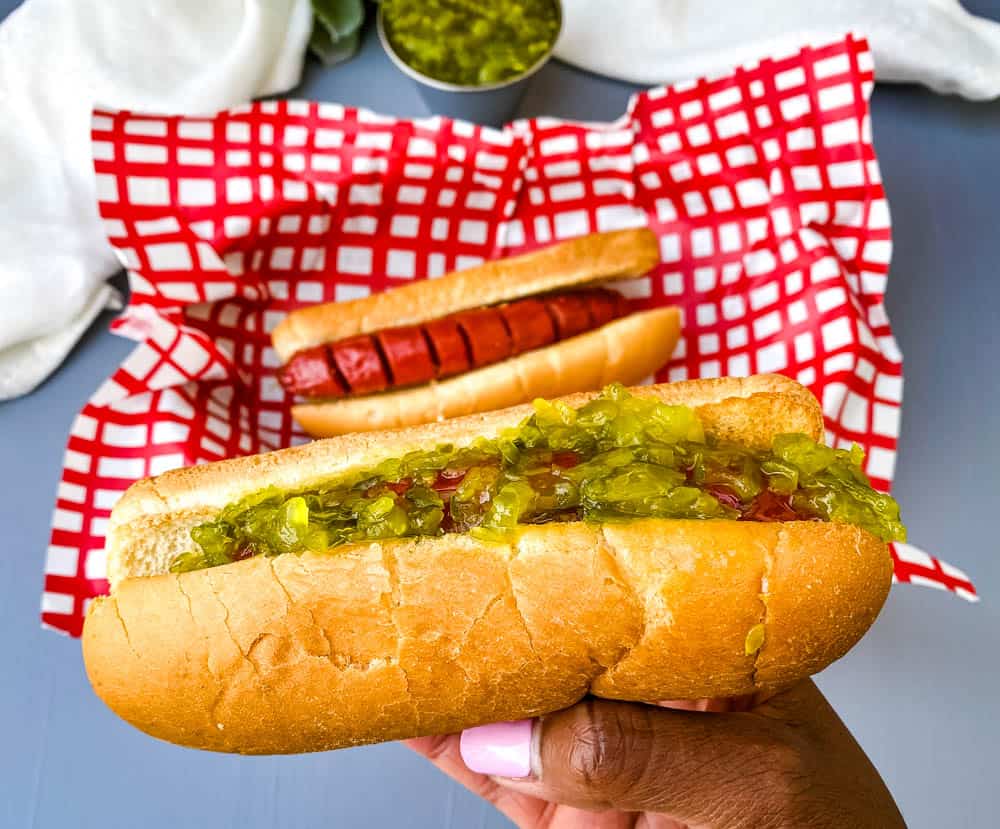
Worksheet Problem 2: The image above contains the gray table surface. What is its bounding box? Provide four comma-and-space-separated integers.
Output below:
2, 3, 999, 827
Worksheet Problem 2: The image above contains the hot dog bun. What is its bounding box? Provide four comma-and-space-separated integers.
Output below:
271, 228, 660, 362
291, 306, 681, 438
82, 376, 892, 755
274, 229, 672, 436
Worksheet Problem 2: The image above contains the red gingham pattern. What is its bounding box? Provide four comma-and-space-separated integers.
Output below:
41, 35, 977, 636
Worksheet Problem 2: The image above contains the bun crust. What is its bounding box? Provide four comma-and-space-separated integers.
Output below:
82, 375, 892, 755
83, 520, 891, 755
271, 228, 661, 362
291, 307, 681, 438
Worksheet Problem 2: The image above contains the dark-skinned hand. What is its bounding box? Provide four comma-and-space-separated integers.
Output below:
407, 680, 904, 829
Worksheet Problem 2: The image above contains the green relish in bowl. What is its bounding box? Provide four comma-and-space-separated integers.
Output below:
381, 0, 562, 87
171, 384, 906, 574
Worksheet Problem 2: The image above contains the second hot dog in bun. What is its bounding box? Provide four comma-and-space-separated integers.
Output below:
82, 375, 904, 755
271, 229, 679, 437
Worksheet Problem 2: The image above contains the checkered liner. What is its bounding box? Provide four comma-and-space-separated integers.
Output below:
41, 34, 977, 637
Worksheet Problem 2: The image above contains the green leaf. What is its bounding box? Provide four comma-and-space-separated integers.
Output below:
309, 0, 365, 66
312, 0, 364, 40
309, 24, 361, 66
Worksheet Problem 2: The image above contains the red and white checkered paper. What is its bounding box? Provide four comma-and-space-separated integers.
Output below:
42, 34, 977, 636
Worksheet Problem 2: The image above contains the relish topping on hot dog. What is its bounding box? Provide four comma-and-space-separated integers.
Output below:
170, 385, 905, 573
277, 287, 631, 399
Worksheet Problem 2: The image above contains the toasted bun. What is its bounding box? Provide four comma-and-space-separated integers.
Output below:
271, 228, 660, 362
291, 306, 681, 438
83, 376, 892, 754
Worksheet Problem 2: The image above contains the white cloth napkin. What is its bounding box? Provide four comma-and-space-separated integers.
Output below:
0, 0, 312, 400
556, 0, 1000, 100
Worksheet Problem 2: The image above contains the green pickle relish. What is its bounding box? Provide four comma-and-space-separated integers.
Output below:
382, 0, 561, 87
172, 385, 905, 573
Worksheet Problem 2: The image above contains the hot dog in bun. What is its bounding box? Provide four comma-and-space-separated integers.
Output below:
271, 229, 679, 437
83, 375, 904, 754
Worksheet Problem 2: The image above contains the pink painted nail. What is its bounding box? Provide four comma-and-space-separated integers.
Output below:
460, 719, 533, 778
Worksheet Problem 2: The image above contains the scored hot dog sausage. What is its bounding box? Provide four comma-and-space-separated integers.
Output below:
276, 345, 343, 398
584, 289, 621, 328
423, 318, 471, 379
331, 335, 390, 395
279, 288, 632, 399
545, 292, 593, 339
376, 326, 436, 388
500, 297, 556, 353
452, 308, 512, 367
612, 290, 632, 319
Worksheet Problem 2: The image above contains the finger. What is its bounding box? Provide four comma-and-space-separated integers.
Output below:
405, 732, 550, 827
533, 806, 639, 829
655, 688, 780, 713
655, 696, 750, 713
461, 697, 799, 825
408, 732, 640, 828
450, 725, 661, 829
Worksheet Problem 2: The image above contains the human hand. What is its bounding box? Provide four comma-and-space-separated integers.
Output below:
407, 680, 904, 828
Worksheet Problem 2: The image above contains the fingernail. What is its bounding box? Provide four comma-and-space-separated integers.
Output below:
460, 719, 533, 778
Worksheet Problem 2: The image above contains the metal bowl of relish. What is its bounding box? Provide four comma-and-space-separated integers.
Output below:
377, 0, 563, 125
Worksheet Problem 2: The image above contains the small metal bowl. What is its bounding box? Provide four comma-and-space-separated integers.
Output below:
377, 1, 563, 127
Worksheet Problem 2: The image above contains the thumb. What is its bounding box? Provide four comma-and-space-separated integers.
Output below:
460, 695, 807, 826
